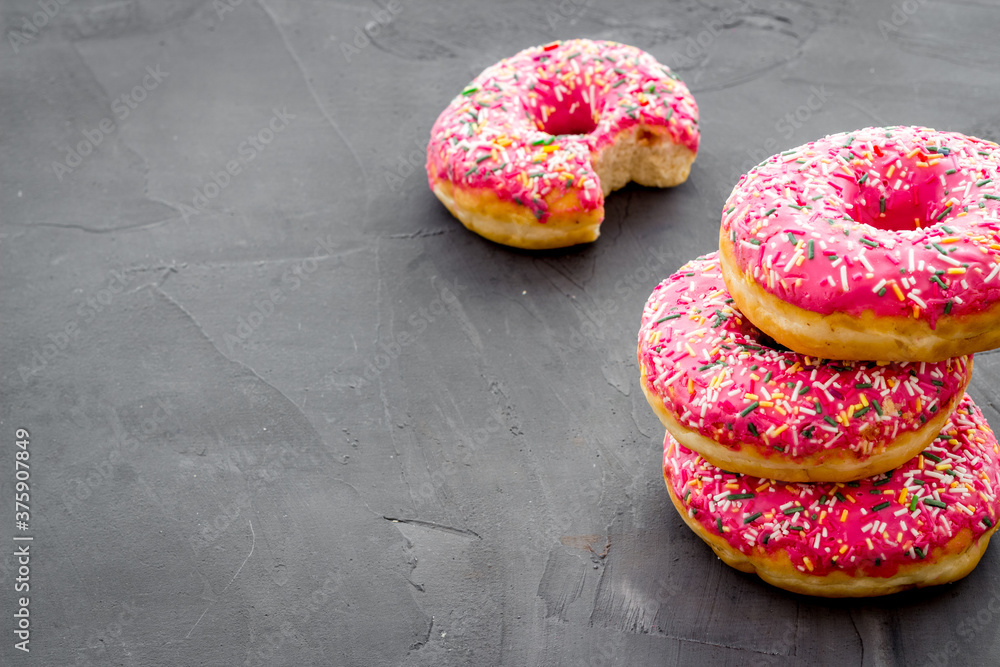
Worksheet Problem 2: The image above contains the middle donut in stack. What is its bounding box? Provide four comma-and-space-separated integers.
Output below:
637, 253, 973, 483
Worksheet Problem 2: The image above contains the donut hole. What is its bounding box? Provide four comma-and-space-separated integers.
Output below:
529, 83, 601, 136
847, 155, 948, 231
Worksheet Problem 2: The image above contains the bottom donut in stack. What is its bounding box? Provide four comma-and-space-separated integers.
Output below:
662, 395, 1000, 597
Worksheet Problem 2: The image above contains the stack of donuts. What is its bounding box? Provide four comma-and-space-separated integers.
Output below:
638, 126, 1000, 596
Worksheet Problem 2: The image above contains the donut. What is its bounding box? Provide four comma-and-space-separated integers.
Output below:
662, 394, 1000, 597
426, 39, 699, 249
637, 253, 973, 482
719, 126, 1000, 362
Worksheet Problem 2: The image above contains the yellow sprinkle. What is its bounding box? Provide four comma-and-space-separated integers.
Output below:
542, 145, 560, 153
840, 510, 849, 522
860, 395, 869, 407
839, 544, 849, 554
847, 494, 856, 504
892, 282, 905, 301
745, 393, 759, 400
866, 537, 874, 551
939, 236, 960, 244
919, 455, 925, 470
916, 398, 922, 412
819, 510, 827, 522
755, 482, 771, 493
899, 489, 908, 504
803, 557, 814, 572
772, 424, 788, 436
759, 401, 774, 408
936, 462, 953, 471
886, 165, 895, 178
947, 267, 966, 274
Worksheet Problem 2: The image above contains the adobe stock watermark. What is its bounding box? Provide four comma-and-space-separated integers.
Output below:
340, 0, 403, 62
60, 398, 176, 515
179, 107, 295, 222
382, 137, 425, 193
665, 0, 755, 69
741, 85, 831, 172
342, 276, 467, 392
545, 0, 589, 31
919, 581, 1000, 667
223, 234, 342, 353
6, 0, 71, 53
70, 601, 141, 667
242, 571, 344, 666
52, 65, 169, 181
878, 0, 930, 39
555, 243, 677, 356
18, 269, 134, 384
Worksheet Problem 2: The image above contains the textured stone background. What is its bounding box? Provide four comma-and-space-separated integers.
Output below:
2, 0, 1000, 665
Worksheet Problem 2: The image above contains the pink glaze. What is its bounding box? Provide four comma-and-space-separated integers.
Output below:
638, 253, 972, 461
664, 395, 1000, 578
426, 39, 699, 222
722, 126, 1000, 326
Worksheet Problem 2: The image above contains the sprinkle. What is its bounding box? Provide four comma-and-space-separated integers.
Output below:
656, 314, 682, 323
922, 498, 947, 509
743, 512, 762, 524
740, 401, 760, 417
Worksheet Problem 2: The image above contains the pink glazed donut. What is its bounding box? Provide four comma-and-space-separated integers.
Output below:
426, 38, 699, 249
662, 395, 1000, 597
637, 253, 972, 482
719, 126, 1000, 362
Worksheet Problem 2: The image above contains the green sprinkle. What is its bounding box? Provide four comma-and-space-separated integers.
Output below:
783, 506, 805, 515
857, 173, 868, 185
936, 205, 953, 221
843, 137, 854, 146
914, 546, 925, 559
727, 493, 754, 500
879, 196, 886, 214
716, 517, 724, 533
854, 406, 870, 418
808, 240, 815, 259
872, 501, 891, 512
744, 512, 762, 524
789, 526, 804, 531
944, 300, 953, 314
763, 534, 770, 545
811, 195, 824, 200
684, 490, 691, 502
656, 314, 682, 323
909, 496, 919, 511
930, 275, 948, 289
763, 371, 772, 382
464, 166, 478, 177
611, 79, 627, 88
740, 401, 760, 417
922, 452, 942, 463
941, 225, 956, 234
945, 168, 957, 175
873, 476, 892, 486
461, 86, 478, 96
824, 416, 838, 427
878, 287, 887, 297
984, 194, 1000, 200
931, 242, 948, 255
475, 154, 491, 163
835, 492, 847, 503
872, 399, 883, 416
855, 382, 872, 389
788, 232, 798, 244
922, 498, 947, 509
859, 237, 879, 248
764, 207, 777, 217
984, 517, 994, 529
748, 238, 762, 245
976, 178, 992, 187
747, 423, 759, 437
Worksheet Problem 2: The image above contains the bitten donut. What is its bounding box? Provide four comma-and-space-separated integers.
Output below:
719, 126, 1000, 362
638, 253, 973, 482
426, 39, 699, 249
663, 395, 1000, 597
